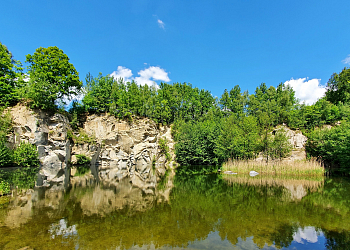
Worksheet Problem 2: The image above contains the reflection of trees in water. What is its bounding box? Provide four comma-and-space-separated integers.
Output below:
324, 230, 350, 250
1, 173, 350, 249
270, 223, 298, 248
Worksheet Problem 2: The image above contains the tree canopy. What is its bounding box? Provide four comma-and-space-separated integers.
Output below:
25, 46, 82, 110
326, 67, 350, 105
0, 42, 21, 107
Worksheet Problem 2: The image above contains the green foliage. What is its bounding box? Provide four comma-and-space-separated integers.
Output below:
76, 154, 91, 165
306, 122, 350, 173
83, 73, 114, 113
326, 67, 350, 104
25, 46, 82, 110
74, 154, 91, 176
262, 128, 292, 161
67, 128, 95, 145
158, 137, 171, 162
0, 110, 13, 168
247, 83, 297, 127
0, 142, 12, 168
215, 116, 260, 162
288, 98, 343, 131
69, 101, 86, 130
175, 118, 220, 165
12, 142, 40, 168
83, 74, 216, 124
0, 42, 23, 107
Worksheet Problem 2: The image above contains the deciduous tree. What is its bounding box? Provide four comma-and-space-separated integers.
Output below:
25, 46, 82, 110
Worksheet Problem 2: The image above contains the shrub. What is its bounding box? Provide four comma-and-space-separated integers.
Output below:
76, 154, 91, 165
0, 142, 12, 168
159, 137, 171, 162
67, 129, 95, 145
12, 142, 40, 168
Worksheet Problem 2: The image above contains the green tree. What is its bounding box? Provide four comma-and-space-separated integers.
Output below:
267, 128, 292, 160
25, 46, 82, 110
83, 73, 114, 113
0, 42, 22, 107
307, 122, 350, 173
326, 68, 350, 105
215, 116, 260, 162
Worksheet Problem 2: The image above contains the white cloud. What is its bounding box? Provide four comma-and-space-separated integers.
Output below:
134, 66, 170, 86
157, 19, 165, 29
110, 65, 170, 87
110, 66, 133, 83
285, 78, 326, 105
342, 54, 350, 65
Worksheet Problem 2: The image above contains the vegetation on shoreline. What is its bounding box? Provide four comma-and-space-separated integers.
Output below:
2, 40, 350, 179
222, 158, 324, 176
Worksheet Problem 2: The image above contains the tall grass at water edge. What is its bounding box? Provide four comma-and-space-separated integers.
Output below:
222, 159, 324, 176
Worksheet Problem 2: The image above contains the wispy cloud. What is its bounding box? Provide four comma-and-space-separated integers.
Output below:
110, 65, 170, 87
285, 78, 326, 105
342, 54, 350, 65
157, 19, 165, 30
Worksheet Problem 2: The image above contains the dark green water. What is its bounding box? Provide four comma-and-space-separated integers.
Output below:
1, 173, 350, 250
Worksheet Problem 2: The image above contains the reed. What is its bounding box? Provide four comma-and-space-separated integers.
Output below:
222, 158, 324, 176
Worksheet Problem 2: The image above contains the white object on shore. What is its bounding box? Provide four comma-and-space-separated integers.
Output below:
223, 171, 238, 175
249, 171, 259, 177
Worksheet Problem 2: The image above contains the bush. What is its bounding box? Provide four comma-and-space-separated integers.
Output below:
159, 137, 171, 162
67, 129, 95, 145
12, 142, 40, 168
0, 142, 12, 168
76, 154, 91, 165
307, 122, 350, 173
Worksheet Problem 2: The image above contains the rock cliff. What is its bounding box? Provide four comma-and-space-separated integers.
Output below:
8, 105, 175, 190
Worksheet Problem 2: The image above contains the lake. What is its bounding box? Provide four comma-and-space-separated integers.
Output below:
1, 171, 350, 250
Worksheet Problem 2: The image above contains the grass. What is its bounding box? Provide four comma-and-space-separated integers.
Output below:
222, 158, 325, 176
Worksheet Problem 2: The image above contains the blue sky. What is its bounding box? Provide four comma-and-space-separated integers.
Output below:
1, 0, 350, 104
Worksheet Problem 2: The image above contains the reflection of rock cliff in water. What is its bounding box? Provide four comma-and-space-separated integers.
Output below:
0, 171, 174, 228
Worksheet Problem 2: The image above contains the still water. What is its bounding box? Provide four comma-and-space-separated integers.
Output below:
1, 172, 350, 250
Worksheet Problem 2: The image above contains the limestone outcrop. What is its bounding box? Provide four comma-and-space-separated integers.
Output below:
8, 105, 71, 188
281, 126, 307, 161
8, 105, 174, 189
255, 125, 308, 162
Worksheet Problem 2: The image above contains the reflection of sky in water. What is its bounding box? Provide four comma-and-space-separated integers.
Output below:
289, 227, 326, 250
122, 228, 327, 250
293, 226, 322, 244
49, 219, 78, 239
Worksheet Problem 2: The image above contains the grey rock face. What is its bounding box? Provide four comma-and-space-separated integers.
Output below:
9, 105, 71, 189
9, 105, 175, 190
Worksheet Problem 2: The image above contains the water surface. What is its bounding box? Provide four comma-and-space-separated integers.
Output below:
1, 173, 350, 249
